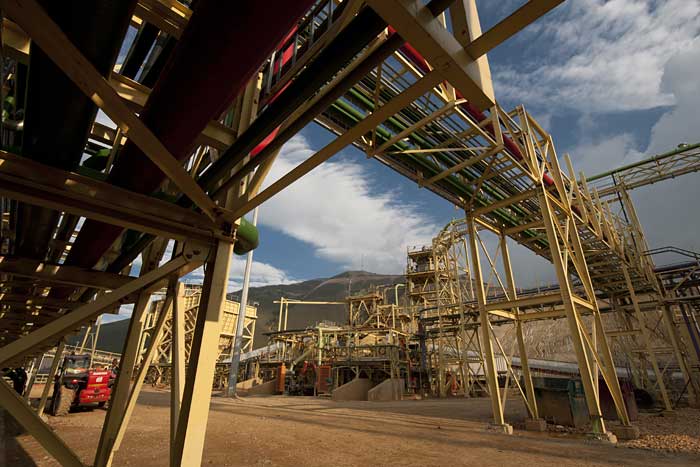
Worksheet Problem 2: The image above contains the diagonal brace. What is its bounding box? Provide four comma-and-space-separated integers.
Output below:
1, 0, 221, 222
0, 245, 207, 365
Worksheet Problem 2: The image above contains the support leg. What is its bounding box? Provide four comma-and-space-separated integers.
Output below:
94, 290, 153, 467
171, 280, 186, 445
661, 305, 699, 406
0, 378, 83, 466
467, 218, 510, 433
538, 191, 609, 436
172, 240, 233, 466
622, 267, 672, 411
36, 340, 65, 415
110, 290, 175, 457
500, 234, 539, 420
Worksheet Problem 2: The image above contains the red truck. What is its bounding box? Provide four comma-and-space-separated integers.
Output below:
50, 353, 112, 416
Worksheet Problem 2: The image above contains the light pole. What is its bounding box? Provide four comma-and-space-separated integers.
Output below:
227, 206, 259, 397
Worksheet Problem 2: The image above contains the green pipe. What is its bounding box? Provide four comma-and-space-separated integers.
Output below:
586, 141, 700, 182
236, 217, 259, 255
329, 101, 544, 247
75, 165, 259, 255
350, 83, 527, 209
330, 98, 548, 248
344, 88, 526, 210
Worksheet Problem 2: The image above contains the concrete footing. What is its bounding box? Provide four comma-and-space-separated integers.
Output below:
486, 423, 513, 435
368, 378, 403, 402
331, 378, 373, 401
240, 378, 277, 396
525, 418, 547, 432
611, 424, 640, 440
585, 431, 618, 444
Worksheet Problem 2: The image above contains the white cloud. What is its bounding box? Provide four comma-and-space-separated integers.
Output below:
625, 42, 700, 252
569, 132, 641, 177
127, 239, 294, 292
646, 40, 700, 153
569, 40, 700, 253
184, 257, 296, 292
257, 135, 439, 274
100, 304, 134, 323
494, 0, 700, 113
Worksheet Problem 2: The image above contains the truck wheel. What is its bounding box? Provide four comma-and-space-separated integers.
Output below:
52, 386, 75, 416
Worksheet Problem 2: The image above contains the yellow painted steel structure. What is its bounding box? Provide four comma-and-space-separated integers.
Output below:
0, 1, 696, 465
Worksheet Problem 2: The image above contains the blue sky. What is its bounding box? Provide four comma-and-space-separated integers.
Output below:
104, 1, 700, 322
246, 0, 700, 287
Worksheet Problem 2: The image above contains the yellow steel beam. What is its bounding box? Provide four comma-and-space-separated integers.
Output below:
451, 0, 494, 102
421, 144, 504, 188
484, 292, 562, 312
367, 0, 494, 109
465, 1, 564, 59
3, 0, 222, 222
230, 71, 442, 218
1, 18, 30, 62
0, 150, 224, 244
134, 0, 190, 39
0, 255, 133, 290
0, 247, 205, 365
487, 309, 517, 320
0, 378, 84, 466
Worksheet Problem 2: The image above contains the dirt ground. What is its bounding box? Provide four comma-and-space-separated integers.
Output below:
3, 386, 700, 466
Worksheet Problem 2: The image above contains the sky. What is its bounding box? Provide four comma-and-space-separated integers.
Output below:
104, 1, 700, 321
248, 0, 700, 286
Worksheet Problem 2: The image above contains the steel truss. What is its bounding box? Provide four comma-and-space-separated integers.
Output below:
0, 1, 263, 465
6, 0, 688, 464
588, 142, 700, 199
143, 283, 258, 387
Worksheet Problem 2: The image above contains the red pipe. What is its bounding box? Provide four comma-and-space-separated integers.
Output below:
394, 38, 599, 232
66, 0, 315, 270
391, 34, 556, 188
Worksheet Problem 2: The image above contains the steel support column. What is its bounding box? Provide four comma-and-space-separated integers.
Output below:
500, 234, 538, 419
538, 189, 618, 436
110, 290, 175, 461
95, 239, 169, 466
94, 291, 153, 467
467, 217, 509, 431
661, 305, 699, 406
170, 280, 186, 445
36, 340, 65, 415
172, 239, 233, 466
622, 266, 672, 411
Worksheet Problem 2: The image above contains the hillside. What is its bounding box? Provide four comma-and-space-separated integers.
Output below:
82, 270, 403, 354
67, 318, 130, 354
78, 271, 614, 365
227, 270, 404, 347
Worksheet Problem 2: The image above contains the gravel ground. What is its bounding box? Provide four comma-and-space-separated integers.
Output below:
618, 408, 700, 454
5, 388, 700, 466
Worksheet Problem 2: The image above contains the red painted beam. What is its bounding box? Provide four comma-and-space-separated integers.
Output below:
66, 0, 315, 269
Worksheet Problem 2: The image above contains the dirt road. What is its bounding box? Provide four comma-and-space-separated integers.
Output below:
4, 388, 699, 466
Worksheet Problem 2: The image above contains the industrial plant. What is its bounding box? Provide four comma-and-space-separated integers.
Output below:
0, 1, 698, 466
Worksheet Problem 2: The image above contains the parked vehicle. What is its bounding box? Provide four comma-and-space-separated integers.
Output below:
50, 354, 112, 416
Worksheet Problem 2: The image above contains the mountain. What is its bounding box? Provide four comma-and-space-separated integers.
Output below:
75, 269, 576, 358
78, 270, 403, 354
67, 318, 130, 354
227, 270, 404, 347
75, 271, 610, 366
